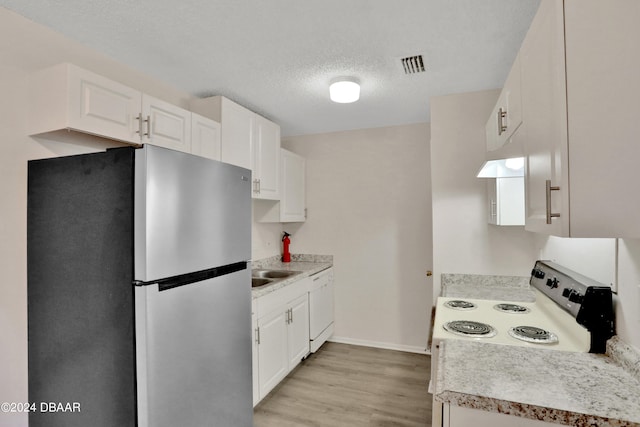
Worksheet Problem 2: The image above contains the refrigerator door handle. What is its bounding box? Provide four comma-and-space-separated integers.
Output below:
134, 261, 247, 291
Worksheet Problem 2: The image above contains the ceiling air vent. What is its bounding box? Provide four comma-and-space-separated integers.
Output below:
401, 55, 426, 74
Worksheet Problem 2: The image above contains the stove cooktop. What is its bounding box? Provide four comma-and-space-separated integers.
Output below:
432, 291, 590, 352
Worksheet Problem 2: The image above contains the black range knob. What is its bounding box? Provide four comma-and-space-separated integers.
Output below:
562, 288, 572, 298
531, 269, 545, 279
546, 278, 559, 288
568, 291, 584, 304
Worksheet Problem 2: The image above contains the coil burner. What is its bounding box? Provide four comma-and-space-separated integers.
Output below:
443, 300, 477, 311
443, 320, 497, 338
508, 326, 558, 344
493, 303, 531, 314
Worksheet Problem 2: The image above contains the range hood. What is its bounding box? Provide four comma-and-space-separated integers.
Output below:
476, 157, 524, 178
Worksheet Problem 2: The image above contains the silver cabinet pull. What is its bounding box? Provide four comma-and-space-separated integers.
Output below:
257, 179, 261, 194
135, 113, 143, 136
136, 114, 151, 138
145, 115, 151, 139
497, 108, 507, 135
545, 179, 561, 224
255, 327, 260, 345
490, 200, 497, 218
252, 179, 259, 194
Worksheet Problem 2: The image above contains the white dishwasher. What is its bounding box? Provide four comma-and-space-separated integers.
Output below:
308, 267, 334, 352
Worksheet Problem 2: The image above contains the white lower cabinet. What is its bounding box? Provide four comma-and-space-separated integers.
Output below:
256, 306, 289, 399
254, 277, 311, 403
286, 294, 310, 369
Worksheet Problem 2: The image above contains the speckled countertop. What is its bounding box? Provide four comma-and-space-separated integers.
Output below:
434, 338, 640, 426
251, 254, 333, 299
441, 273, 536, 302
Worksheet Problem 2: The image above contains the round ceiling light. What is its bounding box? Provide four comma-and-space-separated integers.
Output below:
329, 79, 360, 103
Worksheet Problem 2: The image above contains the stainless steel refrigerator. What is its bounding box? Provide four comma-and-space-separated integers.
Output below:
27, 145, 254, 427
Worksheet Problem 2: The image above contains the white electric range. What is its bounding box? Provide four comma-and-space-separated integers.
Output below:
430, 261, 615, 427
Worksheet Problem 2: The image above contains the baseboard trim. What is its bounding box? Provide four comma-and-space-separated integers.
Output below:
329, 336, 431, 355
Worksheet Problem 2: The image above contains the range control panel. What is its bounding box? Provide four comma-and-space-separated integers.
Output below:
530, 260, 615, 353
530, 260, 600, 318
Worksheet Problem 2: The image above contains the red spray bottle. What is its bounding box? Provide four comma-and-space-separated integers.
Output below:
282, 231, 291, 263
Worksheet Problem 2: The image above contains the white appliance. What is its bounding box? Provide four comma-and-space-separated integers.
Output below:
430, 261, 614, 427
308, 267, 334, 352
27, 145, 254, 427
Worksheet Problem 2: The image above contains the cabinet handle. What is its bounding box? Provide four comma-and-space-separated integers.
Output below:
257, 179, 261, 194
135, 113, 143, 136
490, 200, 497, 218
545, 180, 561, 224
497, 108, 507, 136
145, 115, 151, 139
253, 179, 259, 194
255, 327, 260, 345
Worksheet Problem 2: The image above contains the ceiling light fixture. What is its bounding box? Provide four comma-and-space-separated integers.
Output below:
329, 78, 360, 103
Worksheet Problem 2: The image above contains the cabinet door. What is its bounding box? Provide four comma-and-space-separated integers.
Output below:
502, 54, 523, 142
142, 95, 192, 153
287, 294, 309, 369
251, 311, 259, 407
191, 113, 221, 161
252, 115, 281, 200
486, 94, 505, 152
220, 98, 253, 170
520, 0, 569, 236
486, 179, 498, 225
497, 177, 525, 226
257, 308, 288, 399
69, 66, 142, 144
486, 55, 523, 152
29, 63, 142, 143
563, 0, 640, 237
280, 149, 306, 222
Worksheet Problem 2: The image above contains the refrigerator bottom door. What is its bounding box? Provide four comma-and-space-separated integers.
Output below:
135, 267, 253, 427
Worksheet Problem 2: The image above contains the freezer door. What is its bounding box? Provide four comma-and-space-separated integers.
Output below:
135, 267, 253, 427
135, 145, 251, 282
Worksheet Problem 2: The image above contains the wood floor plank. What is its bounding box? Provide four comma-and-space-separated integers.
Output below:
253, 342, 432, 426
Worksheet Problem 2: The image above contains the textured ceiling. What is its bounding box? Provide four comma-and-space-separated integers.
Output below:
1, 0, 540, 136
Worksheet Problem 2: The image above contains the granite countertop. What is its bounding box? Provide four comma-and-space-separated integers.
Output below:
251, 254, 333, 298
441, 273, 536, 302
434, 338, 640, 426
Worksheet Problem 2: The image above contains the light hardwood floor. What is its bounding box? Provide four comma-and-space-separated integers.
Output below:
253, 342, 432, 426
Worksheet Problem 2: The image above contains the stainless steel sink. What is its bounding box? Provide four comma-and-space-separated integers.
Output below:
252, 269, 300, 279
251, 278, 273, 288
251, 269, 302, 288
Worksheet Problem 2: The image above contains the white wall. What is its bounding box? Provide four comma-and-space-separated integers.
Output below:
430, 90, 538, 298
282, 123, 433, 353
0, 8, 197, 426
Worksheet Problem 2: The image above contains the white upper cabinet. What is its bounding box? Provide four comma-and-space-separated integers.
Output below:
252, 115, 281, 200
486, 54, 523, 152
191, 112, 221, 161
28, 63, 225, 158
280, 149, 306, 222
141, 94, 191, 152
191, 96, 281, 199
520, 0, 640, 237
29, 63, 142, 144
